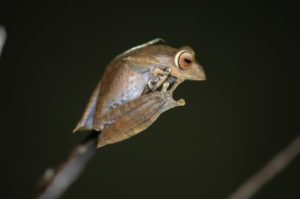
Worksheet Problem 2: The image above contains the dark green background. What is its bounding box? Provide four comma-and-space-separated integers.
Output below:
1, 1, 299, 198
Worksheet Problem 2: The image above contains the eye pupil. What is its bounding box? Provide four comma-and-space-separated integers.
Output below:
184, 58, 192, 64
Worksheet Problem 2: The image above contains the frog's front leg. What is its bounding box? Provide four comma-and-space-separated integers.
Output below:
148, 66, 171, 91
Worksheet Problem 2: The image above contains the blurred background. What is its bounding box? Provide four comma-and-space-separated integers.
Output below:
0, 1, 299, 198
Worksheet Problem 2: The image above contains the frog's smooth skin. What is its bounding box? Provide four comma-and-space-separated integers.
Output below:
73, 39, 206, 147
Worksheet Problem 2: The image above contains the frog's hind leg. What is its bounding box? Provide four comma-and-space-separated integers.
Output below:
73, 81, 102, 133
96, 90, 185, 148
96, 92, 166, 147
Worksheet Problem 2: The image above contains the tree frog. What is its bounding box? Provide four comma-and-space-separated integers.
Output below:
73, 39, 206, 147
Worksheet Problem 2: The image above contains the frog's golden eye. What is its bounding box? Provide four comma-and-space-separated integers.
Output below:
175, 51, 193, 70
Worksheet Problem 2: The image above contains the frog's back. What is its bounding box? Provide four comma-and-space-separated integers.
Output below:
94, 44, 178, 117
94, 58, 148, 119
74, 43, 178, 132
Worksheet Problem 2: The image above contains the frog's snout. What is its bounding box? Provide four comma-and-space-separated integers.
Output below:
189, 64, 206, 81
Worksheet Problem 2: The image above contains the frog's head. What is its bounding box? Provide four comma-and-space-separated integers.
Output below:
171, 46, 206, 81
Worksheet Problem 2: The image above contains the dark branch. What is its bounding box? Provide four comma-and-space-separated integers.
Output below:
228, 134, 300, 199
33, 131, 99, 199
0, 26, 7, 58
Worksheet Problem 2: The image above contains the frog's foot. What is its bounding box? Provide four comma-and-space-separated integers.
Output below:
148, 66, 171, 91
148, 75, 169, 91
166, 78, 186, 107
160, 91, 186, 112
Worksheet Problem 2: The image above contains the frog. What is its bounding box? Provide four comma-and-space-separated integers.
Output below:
73, 38, 206, 147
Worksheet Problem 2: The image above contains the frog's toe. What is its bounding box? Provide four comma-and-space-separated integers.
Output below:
164, 67, 171, 74
148, 80, 157, 90
177, 98, 186, 106
162, 82, 170, 92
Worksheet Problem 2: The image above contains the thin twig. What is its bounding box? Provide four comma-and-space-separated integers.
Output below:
0, 26, 7, 58
228, 134, 300, 199
33, 132, 99, 199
